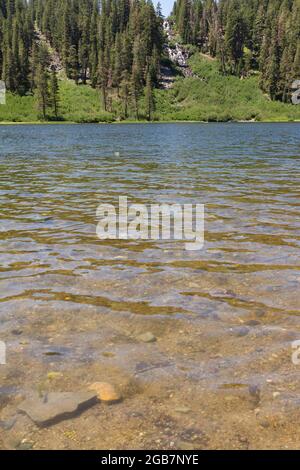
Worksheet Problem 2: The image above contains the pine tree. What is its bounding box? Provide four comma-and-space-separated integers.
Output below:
177, 0, 192, 44
97, 49, 109, 111
280, 45, 293, 102
35, 62, 49, 119
224, 0, 246, 74
68, 45, 79, 85
50, 69, 59, 118
252, 2, 265, 69
120, 69, 130, 118
131, 63, 142, 120
130, 36, 143, 120
89, 0, 99, 87
34, 43, 50, 119
112, 33, 122, 95
145, 71, 155, 121
265, 29, 281, 101
293, 40, 300, 78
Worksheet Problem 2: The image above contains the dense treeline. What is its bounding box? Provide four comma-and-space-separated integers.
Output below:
35, 0, 164, 112
0, 0, 163, 118
0, 0, 34, 95
1, 0, 299, 118
172, 0, 300, 102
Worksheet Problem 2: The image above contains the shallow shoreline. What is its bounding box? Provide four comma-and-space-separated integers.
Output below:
1, 123, 300, 450
0, 119, 299, 125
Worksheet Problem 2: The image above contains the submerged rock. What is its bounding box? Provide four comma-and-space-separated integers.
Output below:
245, 320, 261, 327
0, 416, 17, 430
232, 326, 250, 337
248, 384, 260, 398
248, 384, 261, 405
259, 418, 271, 428
137, 332, 157, 343
17, 439, 35, 450
11, 329, 23, 336
88, 382, 122, 404
18, 391, 98, 426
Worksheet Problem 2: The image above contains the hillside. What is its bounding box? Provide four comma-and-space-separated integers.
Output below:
0, 0, 300, 124
1, 52, 299, 123
154, 52, 300, 122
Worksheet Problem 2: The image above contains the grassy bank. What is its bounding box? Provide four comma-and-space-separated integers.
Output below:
1, 54, 299, 124
0, 81, 114, 123
155, 53, 300, 122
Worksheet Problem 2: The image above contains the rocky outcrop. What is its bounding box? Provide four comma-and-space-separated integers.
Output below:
159, 20, 197, 89
34, 25, 63, 74
167, 43, 189, 69
159, 65, 175, 89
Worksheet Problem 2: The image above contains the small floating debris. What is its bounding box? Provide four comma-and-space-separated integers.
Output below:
42, 346, 69, 357
220, 383, 247, 390
102, 351, 115, 358
174, 406, 191, 414
43, 351, 63, 357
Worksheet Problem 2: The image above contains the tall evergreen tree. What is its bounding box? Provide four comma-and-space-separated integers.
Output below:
120, 69, 130, 118
224, 0, 246, 74
50, 69, 59, 118
35, 62, 49, 119
145, 70, 155, 121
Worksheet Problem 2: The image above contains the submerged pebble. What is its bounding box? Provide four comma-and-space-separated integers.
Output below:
245, 320, 261, 327
248, 384, 260, 398
232, 326, 250, 337
88, 382, 122, 404
17, 440, 35, 450
11, 329, 23, 336
136, 332, 157, 343
259, 418, 271, 429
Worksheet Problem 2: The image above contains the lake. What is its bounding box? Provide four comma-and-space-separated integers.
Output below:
0, 122, 300, 449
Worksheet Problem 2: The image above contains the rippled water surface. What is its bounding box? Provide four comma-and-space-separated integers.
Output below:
0, 123, 300, 449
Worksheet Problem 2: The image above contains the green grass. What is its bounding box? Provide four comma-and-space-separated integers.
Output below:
0, 93, 37, 122
1, 54, 300, 123
0, 80, 114, 123
58, 81, 113, 123
153, 53, 300, 122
